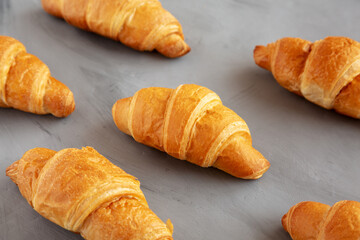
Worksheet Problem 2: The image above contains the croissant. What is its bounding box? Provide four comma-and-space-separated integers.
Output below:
6, 147, 173, 240
253, 36, 360, 119
41, 0, 191, 58
112, 84, 270, 179
282, 200, 360, 239
0, 36, 75, 117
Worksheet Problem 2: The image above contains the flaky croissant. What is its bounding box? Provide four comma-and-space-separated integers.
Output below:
254, 36, 360, 119
282, 200, 360, 240
112, 84, 270, 179
0, 36, 75, 117
41, 0, 190, 58
6, 147, 173, 240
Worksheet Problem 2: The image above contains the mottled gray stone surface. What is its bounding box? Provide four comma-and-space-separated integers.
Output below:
1, 0, 360, 239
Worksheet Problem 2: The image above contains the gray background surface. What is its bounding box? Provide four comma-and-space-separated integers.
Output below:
1, 0, 360, 239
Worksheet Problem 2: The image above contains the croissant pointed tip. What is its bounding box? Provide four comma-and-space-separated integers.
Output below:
41, 0, 64, 18
166, 219, 174, 234
239, 161, 270, 180
52, 89, 76, 118
6, 160, 20, 183
39, 77, 75, 118
249, 163, 271, 179
253, 45, 271, 71
281, 213, 289, 232
112, 97, 132, 135
253, 45, 263, 53
62, 91, 76, 117
112, 100, 121, 130
156, 34, 190, 58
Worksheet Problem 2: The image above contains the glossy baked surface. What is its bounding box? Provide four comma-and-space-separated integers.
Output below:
1, 0, 360, 239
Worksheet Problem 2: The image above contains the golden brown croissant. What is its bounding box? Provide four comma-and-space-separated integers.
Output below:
254, 36, 360, 119
41, 0, 191, 58
0, 36, 75, 117
6, 147, 173, 240
112, 84, 270, 179
282, 200, 360, 240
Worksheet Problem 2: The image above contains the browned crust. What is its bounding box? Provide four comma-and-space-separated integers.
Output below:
6, 147, 173, 240
282, 201, 330, 240
41, 0, 190, 58
112, 84, 270, 179
253, 36, 360, 118
282, 200, 360, 239
334, 74, 360, 118
0, 36, 75, 117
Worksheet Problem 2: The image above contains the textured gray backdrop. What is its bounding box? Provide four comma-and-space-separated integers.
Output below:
1, 0, 360, 239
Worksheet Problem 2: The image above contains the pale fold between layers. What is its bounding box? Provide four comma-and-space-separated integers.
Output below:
6, 147, 173, 240
0, 37, 25, 106
41, 0, 190, 58
31, 148, 146, 232
27, 55, 49, 114
112, 84, 270, 179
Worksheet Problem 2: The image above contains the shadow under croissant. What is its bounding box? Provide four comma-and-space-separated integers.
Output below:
122, 130, 254, 184
0, 107, 72, 122
238, 67, 360, 126
117, 135, 269, 183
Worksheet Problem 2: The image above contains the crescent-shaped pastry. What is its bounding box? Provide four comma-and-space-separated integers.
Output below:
254, 36, 360, 118
282, 200, 360, 239
112, 84, 270, 179
41, 0, 190, 58
6, 147, 173, 240
0, 36, 75, 117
